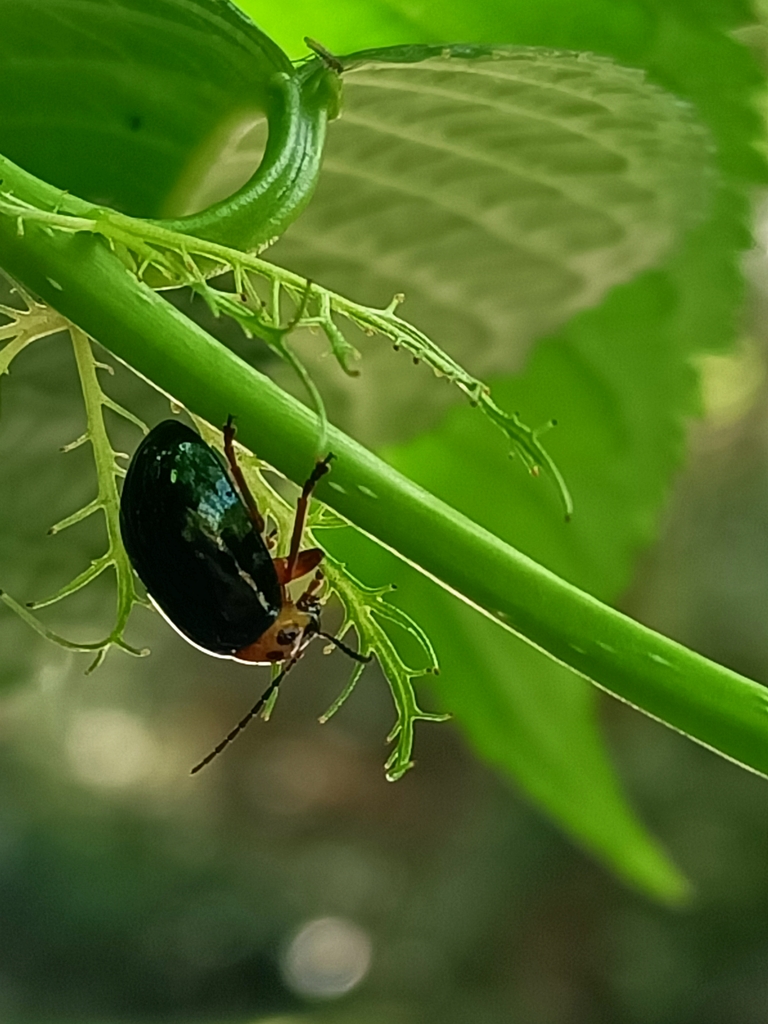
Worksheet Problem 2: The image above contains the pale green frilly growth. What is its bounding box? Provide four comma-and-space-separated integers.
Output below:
0, 282, 67, 371
0, 192, 573, 517
0, 304, 149, 670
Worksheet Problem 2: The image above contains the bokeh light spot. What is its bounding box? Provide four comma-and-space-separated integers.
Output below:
281, 916, 372, 999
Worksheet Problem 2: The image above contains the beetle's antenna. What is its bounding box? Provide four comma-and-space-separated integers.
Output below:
315, 630, 372, 664
190, 665, 292, 774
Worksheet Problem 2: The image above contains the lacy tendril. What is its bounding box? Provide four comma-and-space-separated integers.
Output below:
0, 192, 573, 517
0, 306, 149, 671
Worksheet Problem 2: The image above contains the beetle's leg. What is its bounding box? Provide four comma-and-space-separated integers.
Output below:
296, 569, 325, 611
284, 453, 334, 580
274, 548, 324, 586
299, 570, 371, 664
222, 415, 266, 534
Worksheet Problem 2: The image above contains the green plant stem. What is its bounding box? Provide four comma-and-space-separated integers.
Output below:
155, 63, 340, 250
2, 185, 768, 779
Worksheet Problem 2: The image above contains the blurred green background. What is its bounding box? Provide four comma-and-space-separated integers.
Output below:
2, 0, 768, 1021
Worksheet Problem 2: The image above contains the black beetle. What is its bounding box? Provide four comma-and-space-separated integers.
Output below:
119, 417, 368, 772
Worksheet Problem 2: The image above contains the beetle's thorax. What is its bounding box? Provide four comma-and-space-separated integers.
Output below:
234, 600, 317, 665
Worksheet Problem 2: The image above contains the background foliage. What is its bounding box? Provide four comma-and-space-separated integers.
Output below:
1, 0, 768, 1021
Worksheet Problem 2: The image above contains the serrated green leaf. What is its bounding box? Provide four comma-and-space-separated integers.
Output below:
194, 45, 712, 447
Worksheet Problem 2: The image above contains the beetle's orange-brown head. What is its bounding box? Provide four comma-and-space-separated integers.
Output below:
234, 600, 319, 665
